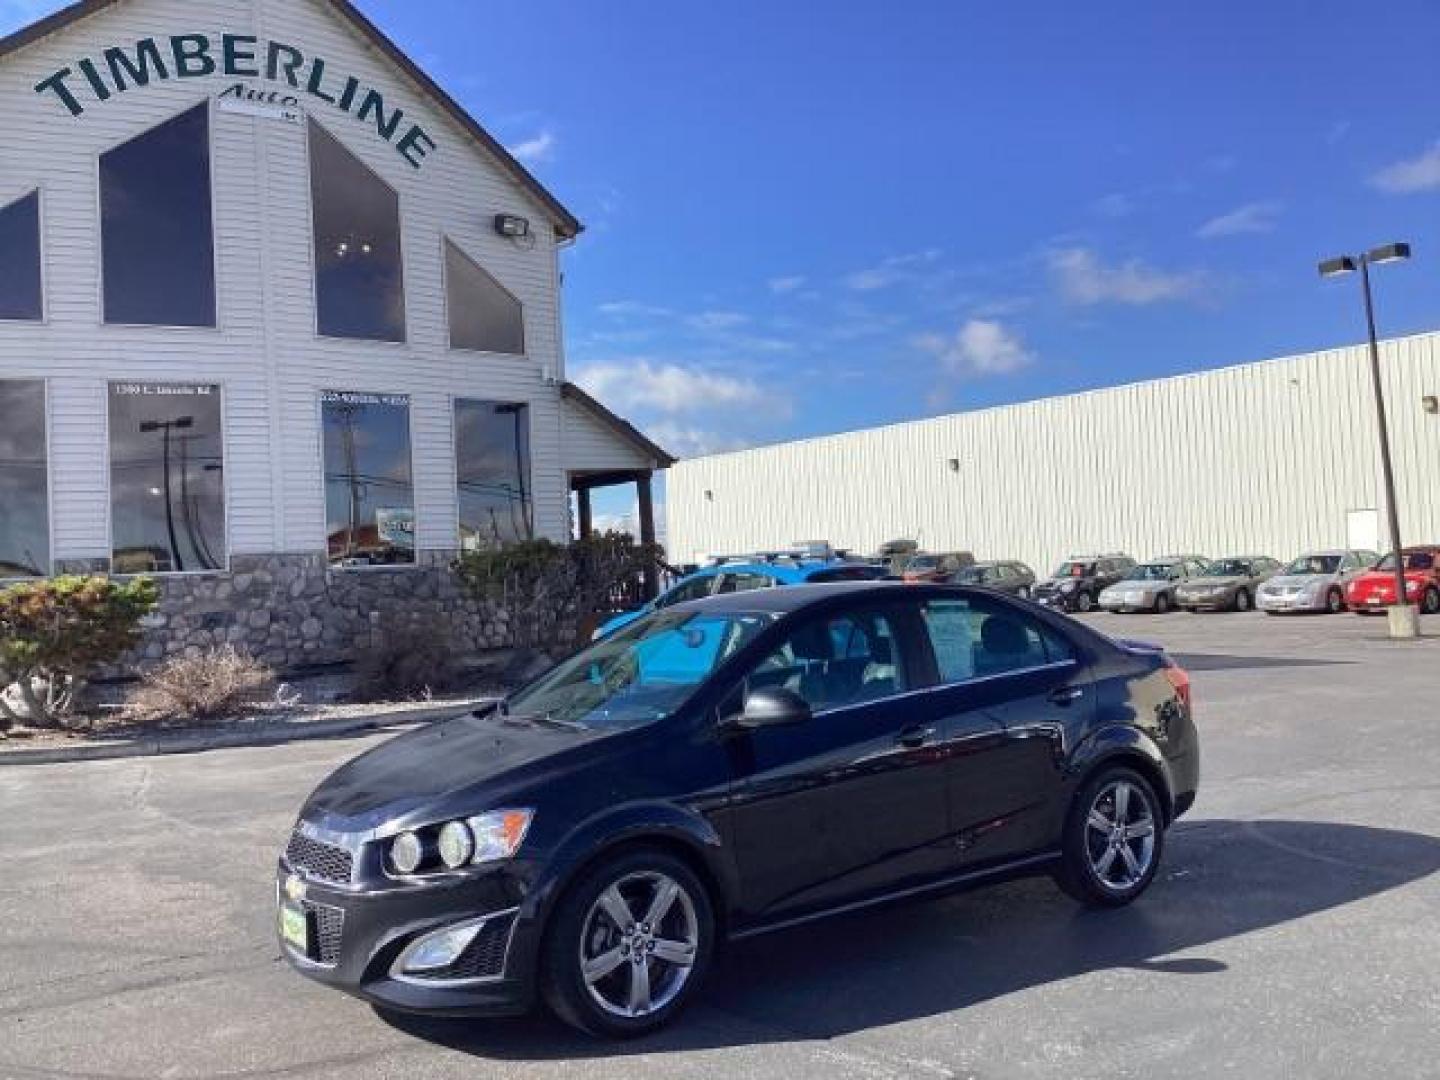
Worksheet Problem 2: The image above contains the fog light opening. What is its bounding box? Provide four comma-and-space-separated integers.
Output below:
402, 921, 483, 973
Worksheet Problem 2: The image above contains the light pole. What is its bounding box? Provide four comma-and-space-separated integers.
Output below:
1318, 242, 1415, 638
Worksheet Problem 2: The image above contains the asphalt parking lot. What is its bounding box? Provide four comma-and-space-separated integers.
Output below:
2, 610, 1438, 1080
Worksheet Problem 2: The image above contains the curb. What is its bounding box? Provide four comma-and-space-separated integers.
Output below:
0, 702, 488, 768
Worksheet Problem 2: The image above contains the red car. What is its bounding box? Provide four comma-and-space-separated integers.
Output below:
1345, 546, 1440, 614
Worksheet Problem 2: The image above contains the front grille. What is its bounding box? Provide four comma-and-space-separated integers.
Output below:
285, 831, 354, 885
307, 901, 345, 965
407, 912, 516, 982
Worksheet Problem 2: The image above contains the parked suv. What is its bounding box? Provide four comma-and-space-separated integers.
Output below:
953, 560, 1038, 598
1098, 556, 1209, 614
1033, 554, 1137, 613
1257, 549, 1379, 614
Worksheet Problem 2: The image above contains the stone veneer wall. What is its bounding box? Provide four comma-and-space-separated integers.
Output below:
56, 551, 517, 674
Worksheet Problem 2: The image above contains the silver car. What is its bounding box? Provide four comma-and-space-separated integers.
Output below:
1098, 555, 1210, 613
1256, 549, 1380, 614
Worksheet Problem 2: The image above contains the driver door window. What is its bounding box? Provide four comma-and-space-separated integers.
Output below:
746, 610, 906, 713
657, 576, 716, 608
716, 572, 775, 594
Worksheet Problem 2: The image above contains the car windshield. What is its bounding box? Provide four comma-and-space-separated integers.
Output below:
505, 609, 774, 732
1204, 559, 1253, 577
908, 555, 941, 570
1125, 563, 1176, 581
1053, 562, 1090, 578
1285, 554, 1342, 575
955, 566, 991, 583
1377, 551, 1436, 571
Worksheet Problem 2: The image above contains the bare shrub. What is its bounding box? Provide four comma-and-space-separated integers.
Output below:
353, 615, 461, 701
123, 646, 276, 726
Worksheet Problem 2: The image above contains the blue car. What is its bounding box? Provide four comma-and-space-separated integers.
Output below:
594, 557, 890, 638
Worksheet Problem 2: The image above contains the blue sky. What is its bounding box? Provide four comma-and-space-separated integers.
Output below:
5, 0, 1440, 531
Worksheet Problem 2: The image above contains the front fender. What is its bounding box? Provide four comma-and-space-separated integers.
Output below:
523, 800, 736, 926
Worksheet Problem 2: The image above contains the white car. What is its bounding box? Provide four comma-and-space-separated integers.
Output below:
1099, 556, 1209, 613
1256, 549, 1379, 614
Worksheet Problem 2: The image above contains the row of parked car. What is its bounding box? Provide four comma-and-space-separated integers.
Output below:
598, 542, 1440, 639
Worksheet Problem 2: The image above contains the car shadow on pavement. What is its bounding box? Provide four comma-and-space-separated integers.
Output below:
378, 818, 1440, 1059
1169, 653, 1355, 671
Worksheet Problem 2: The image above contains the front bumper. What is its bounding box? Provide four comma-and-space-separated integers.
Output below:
1176, 591, 1232, 610
1034, 591, 1077, 611
1256, 591, 1325, 612
276, 861, 539, 1017
1099, 593, 1156, 612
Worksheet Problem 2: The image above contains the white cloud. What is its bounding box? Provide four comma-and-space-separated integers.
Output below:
573, 359, 776, 416
845, 249, 942, 291
644, 422, 752, 459
506, 130, 556, 166
687, 310, 749, 331
768, 275, 807, 294
596, 300, 672, 319
1090, 193, 1135, 218
915, 319, 1035, 378
1370, 142, 1440, 194
1048, 247, 1205, 306
1196, 200, 1283, 239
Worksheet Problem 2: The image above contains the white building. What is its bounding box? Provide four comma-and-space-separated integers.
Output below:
0, 0, 671, 666
666, 333, 1440, 574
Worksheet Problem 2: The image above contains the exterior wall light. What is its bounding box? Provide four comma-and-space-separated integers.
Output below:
494, 213, 531, 239
947, 458, 961, 473
1424, 395, 1439, 415
704, 490, 714, 502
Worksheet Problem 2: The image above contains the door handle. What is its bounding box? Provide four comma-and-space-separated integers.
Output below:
896, 725, 936, 748
1048, 686, 1085, 706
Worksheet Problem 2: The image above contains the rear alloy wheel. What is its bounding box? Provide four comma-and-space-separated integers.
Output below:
1234, 589, 1252, 612
541, 850, 713, 1038
1326, 588, 1345, 614
1055, 766, 1165, 907
1017, 585, 1031, 600
1423, 587, 1440, 615
1154, 593, 1171, 614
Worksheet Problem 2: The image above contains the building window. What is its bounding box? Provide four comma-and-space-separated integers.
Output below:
309, 121, 405, 342
322, 392, 415, 566
108, 383, 226, 574
455, 400, 532, 549
0, 381, 49, 577
445, 240, 524, 355
100, 103, 216, 327
0, 192, 42, 322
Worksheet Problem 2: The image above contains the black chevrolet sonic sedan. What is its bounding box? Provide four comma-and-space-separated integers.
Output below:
278, 582, 1198, 1038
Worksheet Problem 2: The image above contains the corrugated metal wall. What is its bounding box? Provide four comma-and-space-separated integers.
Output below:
666, 333, 1440, 572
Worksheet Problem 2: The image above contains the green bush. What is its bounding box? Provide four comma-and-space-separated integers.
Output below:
0, 575, 159, 730
453, 532, 661, 653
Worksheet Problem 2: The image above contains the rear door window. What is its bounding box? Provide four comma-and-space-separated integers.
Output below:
716, 572, 775, 594
920, 597, 1073, 684
657, 576, 717, 608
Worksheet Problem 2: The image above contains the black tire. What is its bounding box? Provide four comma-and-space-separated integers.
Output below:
1326, 587, 1345, 614
1054, 765, 1166, 908
1075, 591, 1095, 613
1154, 593, 1171, 614
1017, 585, 1031, 600
540, 848, 715, 1039
1234, 589, 1251, 612
1423, 587, 1440, 615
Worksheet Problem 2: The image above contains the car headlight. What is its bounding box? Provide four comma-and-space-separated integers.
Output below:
1059, 580, 1077, 593
390, 831, 423, 875
437, 820, 476, 869
1406, 580, 1421, 595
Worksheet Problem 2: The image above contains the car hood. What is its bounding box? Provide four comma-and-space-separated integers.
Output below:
1106, 581, 1163, 592
1180, 576, 1244, 590
299, 711, 614, 832
1034, 578, 1073, 591
1263, 574, 1331, 590
1351, 570, 1428, 586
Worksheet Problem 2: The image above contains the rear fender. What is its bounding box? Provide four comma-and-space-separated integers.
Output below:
1068, 725, 1176, 821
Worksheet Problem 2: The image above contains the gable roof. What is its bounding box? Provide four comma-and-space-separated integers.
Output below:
562, 382, 677, 468
0, 0, 582, 239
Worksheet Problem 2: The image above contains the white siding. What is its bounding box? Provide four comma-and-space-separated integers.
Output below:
563, 397, 658, 475
666, 333, 1440, 570
0, 0, 575, 564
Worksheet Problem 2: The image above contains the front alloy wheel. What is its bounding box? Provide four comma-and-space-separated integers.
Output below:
1056, 766, 1164, 907
1075, 591, 1094, 613
542, 850, 713, 1037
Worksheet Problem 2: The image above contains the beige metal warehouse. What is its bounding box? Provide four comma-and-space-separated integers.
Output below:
666, 332, 1440, 574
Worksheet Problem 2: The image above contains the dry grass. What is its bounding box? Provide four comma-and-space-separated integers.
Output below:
353, 615, 462, 701
122, 647, 277, 726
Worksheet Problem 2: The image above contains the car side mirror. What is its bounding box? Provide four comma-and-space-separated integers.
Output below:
738, 686, 812, 729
